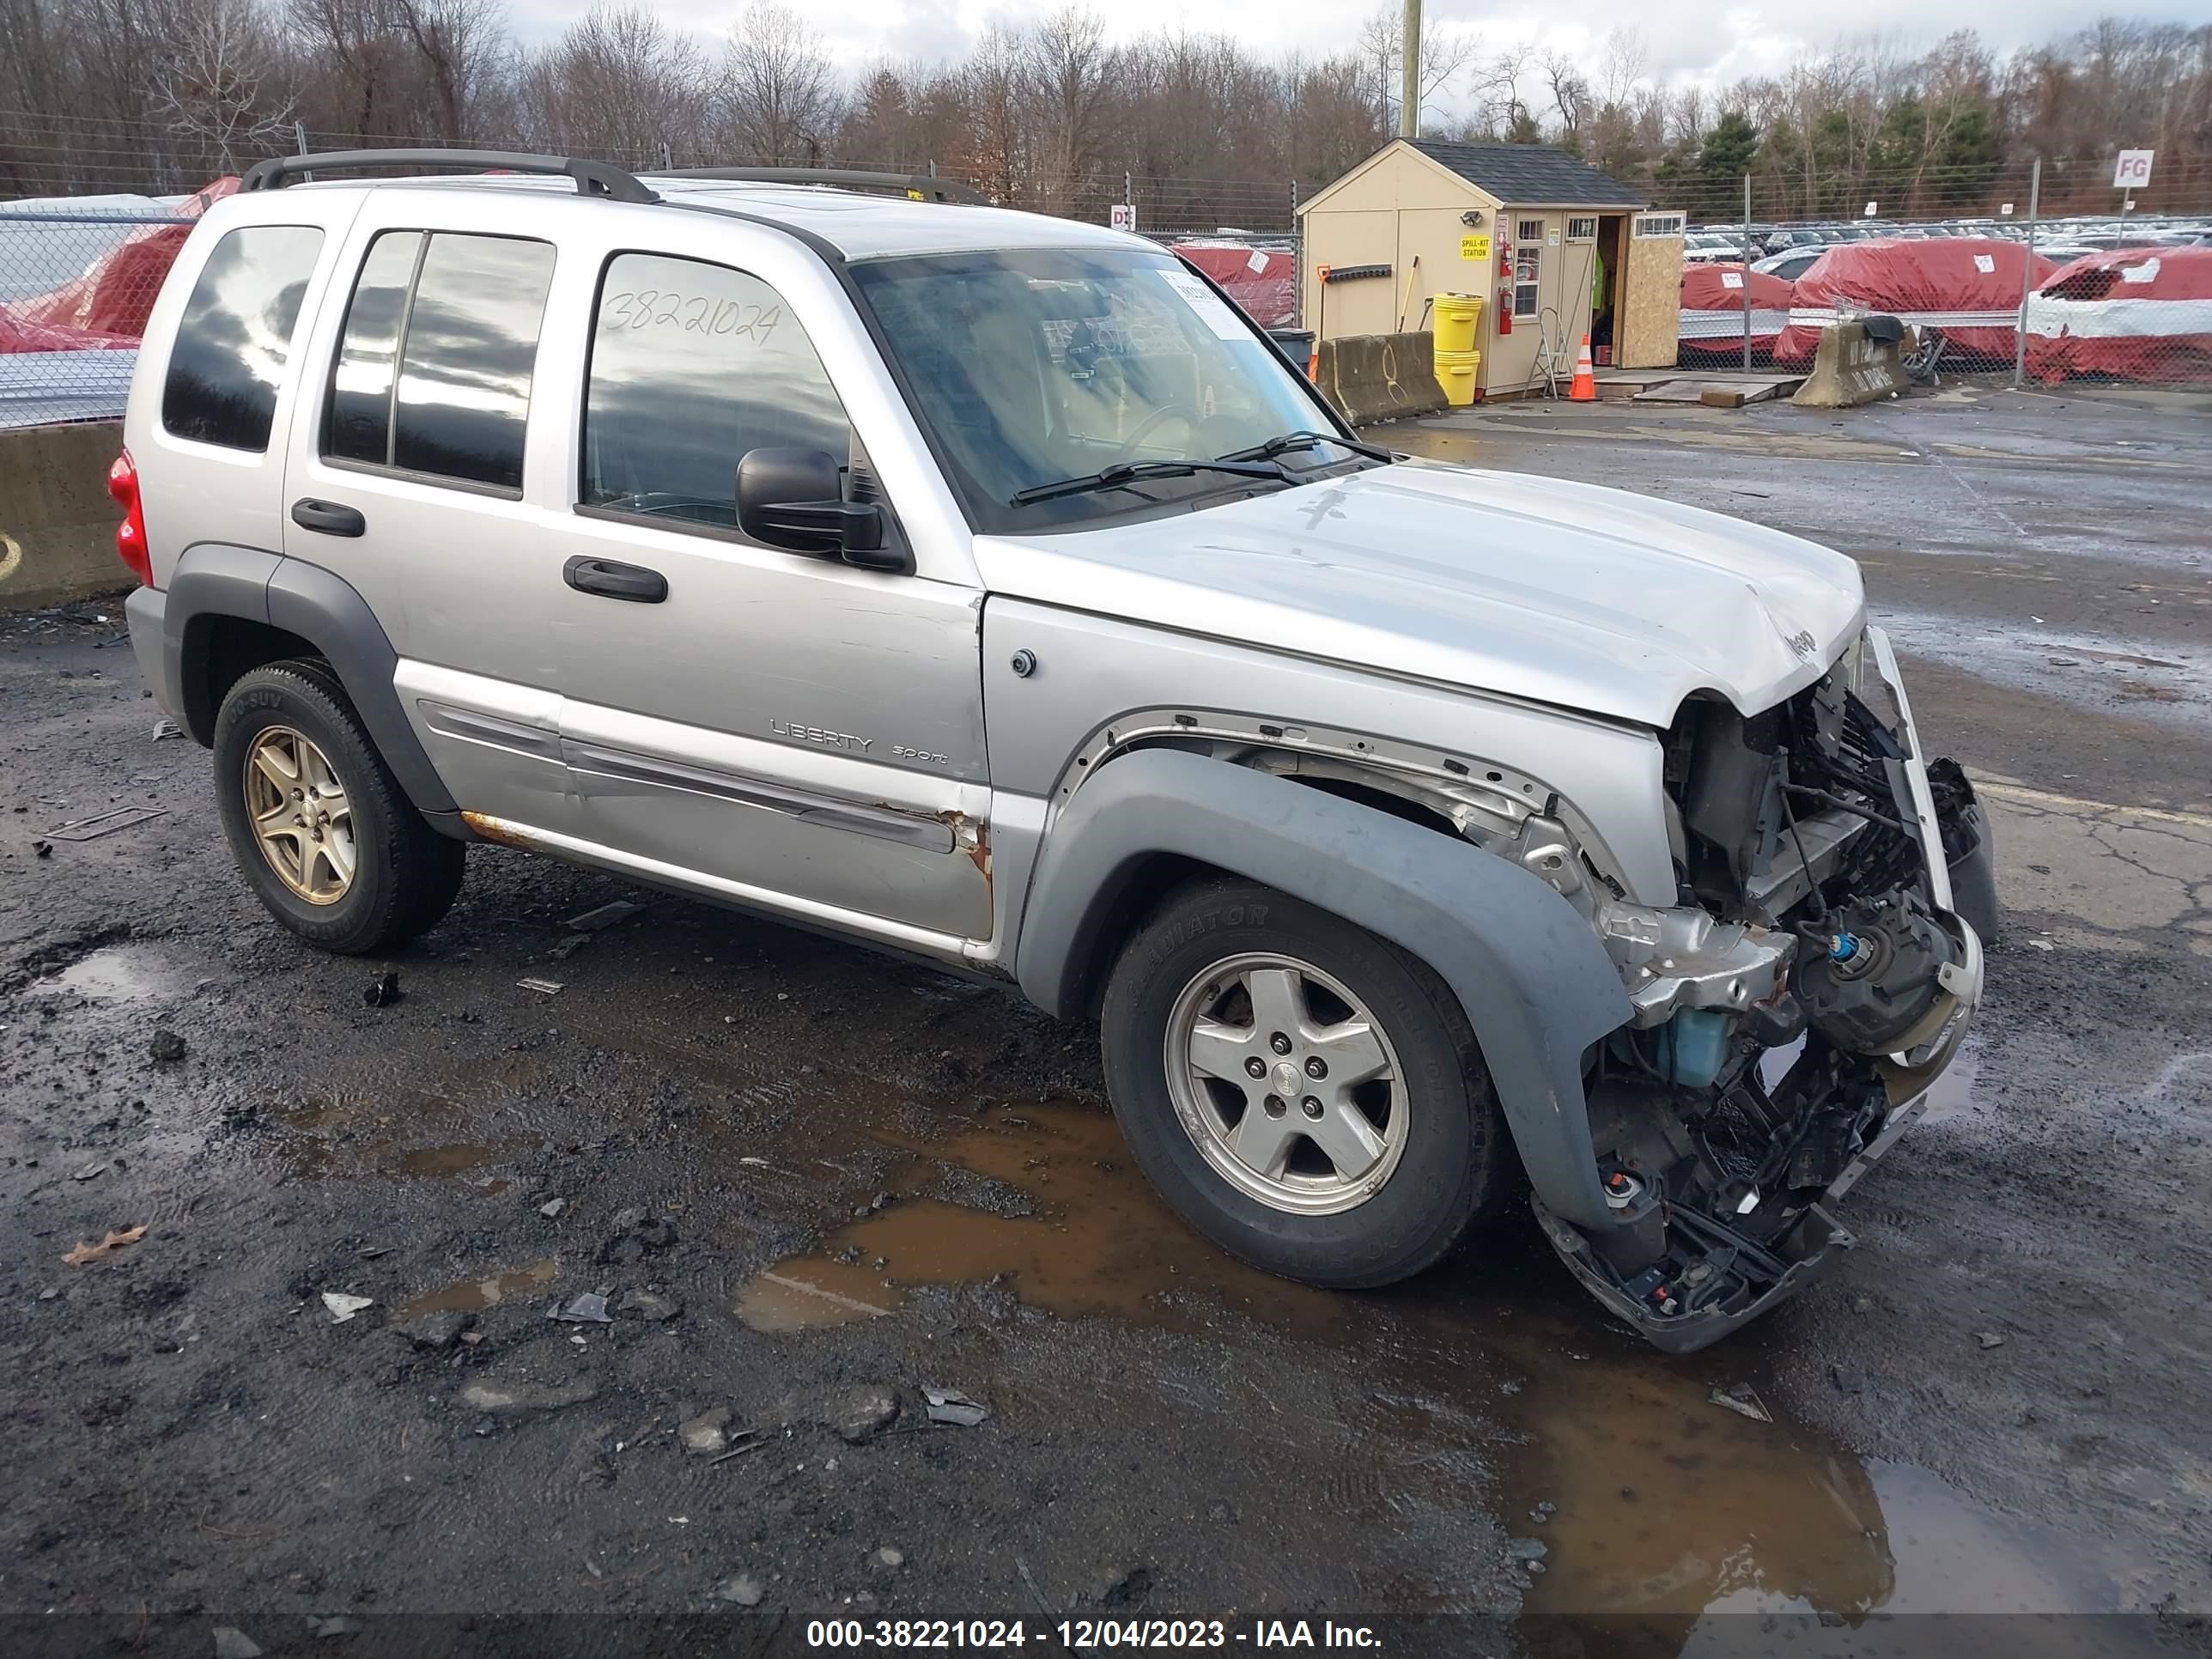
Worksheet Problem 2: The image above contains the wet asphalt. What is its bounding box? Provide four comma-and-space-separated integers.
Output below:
3, 383, 2209, 1657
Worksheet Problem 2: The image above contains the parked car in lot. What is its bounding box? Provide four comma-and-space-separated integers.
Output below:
1751, 247, 1824, 283
112, 151, 1993, 1351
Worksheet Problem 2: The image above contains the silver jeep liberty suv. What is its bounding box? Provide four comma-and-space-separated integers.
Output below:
115, 151, 1993, 1350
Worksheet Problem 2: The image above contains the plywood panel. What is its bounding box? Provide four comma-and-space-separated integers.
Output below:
1620, 233, 1684, 369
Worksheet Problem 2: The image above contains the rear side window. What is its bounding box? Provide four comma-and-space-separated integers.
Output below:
324, 231, 555, 493
580, 252, 849, 531
161, 225, 324, 452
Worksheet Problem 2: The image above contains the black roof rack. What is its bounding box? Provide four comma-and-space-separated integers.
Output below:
656, 167, 988, 207
241, 149, 659, 204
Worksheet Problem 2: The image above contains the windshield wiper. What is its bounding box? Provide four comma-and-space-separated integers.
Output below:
1217, 429, 1395, 465
1008, 458, 1288, 507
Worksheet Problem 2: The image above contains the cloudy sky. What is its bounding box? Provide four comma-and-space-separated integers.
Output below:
517, 0, 2205, 100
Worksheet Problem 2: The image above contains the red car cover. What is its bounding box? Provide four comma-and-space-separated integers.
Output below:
1678, 263, 1794, 358
1778, 237, 2056, 365
2026, 247, 2212, 384
6, 176, 239, 343
1171, 243, 1297, 329
0, 308, 137, 354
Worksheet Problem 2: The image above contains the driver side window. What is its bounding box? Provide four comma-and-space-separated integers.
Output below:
580, 252, 850, 532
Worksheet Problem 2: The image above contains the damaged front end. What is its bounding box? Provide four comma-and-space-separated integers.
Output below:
1537, 627, 1990, 1352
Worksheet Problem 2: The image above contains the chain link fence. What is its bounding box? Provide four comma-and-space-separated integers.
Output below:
0, 207, 194, 428
1659, 160, 2212, 386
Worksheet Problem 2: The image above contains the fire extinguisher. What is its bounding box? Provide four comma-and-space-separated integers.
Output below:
1496, 239, 1514, 337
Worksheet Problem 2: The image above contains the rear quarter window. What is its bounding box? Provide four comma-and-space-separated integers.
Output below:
161, 225, 325, 452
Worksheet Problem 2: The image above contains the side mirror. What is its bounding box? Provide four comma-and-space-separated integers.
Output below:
735, 447, 903, 571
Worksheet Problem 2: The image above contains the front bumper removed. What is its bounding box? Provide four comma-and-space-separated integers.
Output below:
1536, 628, 1988, 1352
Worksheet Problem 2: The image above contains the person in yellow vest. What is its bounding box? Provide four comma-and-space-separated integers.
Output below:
1590, 243, 1613, 358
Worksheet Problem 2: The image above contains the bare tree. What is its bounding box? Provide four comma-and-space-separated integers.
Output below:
155, 0, 296, 169
719, 0, 838, 165
520, 3, 710, 161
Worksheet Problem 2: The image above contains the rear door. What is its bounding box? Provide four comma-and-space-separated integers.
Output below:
280, 188, 574, 834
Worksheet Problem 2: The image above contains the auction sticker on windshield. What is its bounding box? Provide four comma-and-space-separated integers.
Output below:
1157, 268, 1249, 340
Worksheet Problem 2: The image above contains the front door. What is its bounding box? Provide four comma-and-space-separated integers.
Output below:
542, 243, 992, 947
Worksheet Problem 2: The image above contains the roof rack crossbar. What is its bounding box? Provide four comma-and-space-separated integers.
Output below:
656, 167, 988, 207
240, 149, 659, 204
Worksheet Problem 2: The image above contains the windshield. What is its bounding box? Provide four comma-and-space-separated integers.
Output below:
849, 247, 1369, 533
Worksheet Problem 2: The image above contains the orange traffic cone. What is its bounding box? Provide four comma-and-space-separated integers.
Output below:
1569, 334, 1597, 402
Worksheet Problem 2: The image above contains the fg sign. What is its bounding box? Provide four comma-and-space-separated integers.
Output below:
1109, 204, 1136, 231
2113, 149, 2154, 190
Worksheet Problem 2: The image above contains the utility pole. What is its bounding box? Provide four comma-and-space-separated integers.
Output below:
2012, 158, 2041, 389
1400, 0, 1421, 138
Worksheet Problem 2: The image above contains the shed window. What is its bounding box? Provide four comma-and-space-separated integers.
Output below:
1516, 218, 1545, 244
1513, 243, 1540, 319
1566, 216, 1598, 241
1633, 213, 1686, 239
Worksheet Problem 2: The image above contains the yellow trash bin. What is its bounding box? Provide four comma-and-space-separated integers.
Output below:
1433, 292, 1484, 356
1434, 347, 1481, 407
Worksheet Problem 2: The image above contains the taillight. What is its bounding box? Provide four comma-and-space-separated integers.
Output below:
107, 450, 151, 586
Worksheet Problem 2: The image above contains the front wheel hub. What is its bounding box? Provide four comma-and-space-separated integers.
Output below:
1163, 952, 1407, 1215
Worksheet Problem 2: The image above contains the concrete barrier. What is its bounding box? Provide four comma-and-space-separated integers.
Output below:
0, 420, 128, 611
1317, 331, 1449, 425
1790, 320, 1910, 408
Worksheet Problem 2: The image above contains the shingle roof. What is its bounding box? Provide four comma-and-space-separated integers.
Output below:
1406, 141, 1648, 208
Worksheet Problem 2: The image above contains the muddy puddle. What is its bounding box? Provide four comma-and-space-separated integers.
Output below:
735, 1096, 2173, 1637
735, 1105, 1352, 1338
44, 943, 184, 1000
396, 1259, 558, 1320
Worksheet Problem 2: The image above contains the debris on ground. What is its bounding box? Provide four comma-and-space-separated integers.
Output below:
148, 1028, 187, 1063
550, 1290, 613, 1324
33, 839, 52, 857
321, 1292, 375, 1323
307, 1615, 362, 1638
823, 1385, 899, 1443
1709, 1385, 1774, 1424
539, 1198, 567, 1218
518, 977, 565, 995
212, 1627, 263, 1659
70, 1161, 107, 1182
874, 1547, 905, 1570
392, 1310, 473, 1351
680, 1408, 733, 1455
922, 1385, 988, 1427
549, 933, 592, 961
617, 1288, 681, 1322
458, 1376, 600, 1415
1830, 1362, 1869, 1395
153, 719, 184, 740
1978, 1331, 2008, 1350
713, 1571, 765, 1607
63, 1224, 147, 1266
567, 899, 645, 933
1528, 1500, 1556, 1523
1508, 1537, 1549, 1565
599, 1213, 677, 1265
363, 971, 402, 1008
44, 805, 167, 842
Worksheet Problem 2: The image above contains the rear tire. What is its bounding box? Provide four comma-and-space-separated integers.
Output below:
1100, 878, 1508, 1289
212, 660, 464, 956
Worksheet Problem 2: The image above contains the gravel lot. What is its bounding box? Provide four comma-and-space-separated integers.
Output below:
3, 383, 2208, 1658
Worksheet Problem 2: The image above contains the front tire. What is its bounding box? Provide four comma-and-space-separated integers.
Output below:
1100, 878, 1508, 1288
213, 661, 464, 956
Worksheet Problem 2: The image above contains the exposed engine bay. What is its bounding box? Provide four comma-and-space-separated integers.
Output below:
1540, 630, 1992, 1350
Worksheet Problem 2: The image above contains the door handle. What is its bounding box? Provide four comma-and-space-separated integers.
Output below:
290, 498, 365, 538
563, 555, 667, 604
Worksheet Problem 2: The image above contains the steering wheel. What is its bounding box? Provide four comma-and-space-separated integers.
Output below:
1115, 404, 1195, 461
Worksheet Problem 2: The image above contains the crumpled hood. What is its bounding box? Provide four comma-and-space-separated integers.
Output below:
971, 460, 1865, 728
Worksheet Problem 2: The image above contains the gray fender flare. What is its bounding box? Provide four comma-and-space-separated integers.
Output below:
1013, 747, 1632, 1229
157, 542, 459, 820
